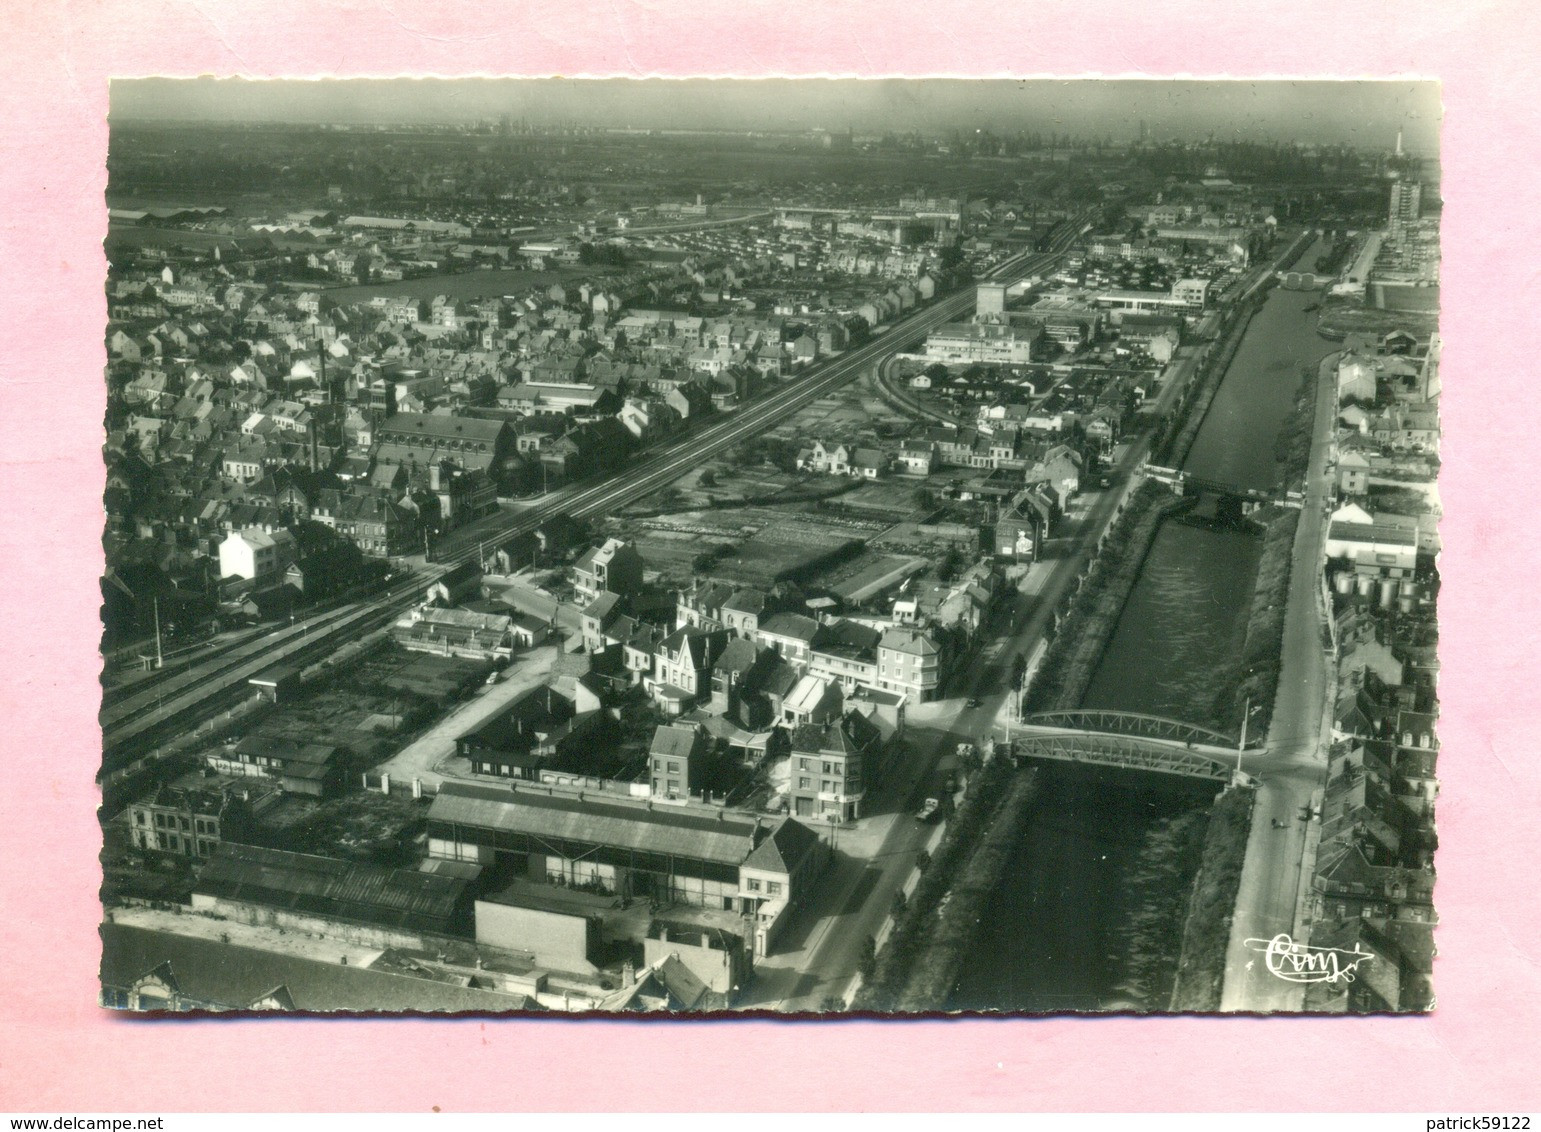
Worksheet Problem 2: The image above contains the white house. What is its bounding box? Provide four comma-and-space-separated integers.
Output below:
218, 528, 296, 581
1337, 355, 1379, 404
1325, 503, 1418, 574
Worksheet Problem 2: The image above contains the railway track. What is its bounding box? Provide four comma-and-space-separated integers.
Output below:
98, 237, 1079, 765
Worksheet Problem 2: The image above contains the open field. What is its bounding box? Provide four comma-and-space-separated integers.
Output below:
238, 646, 489, 765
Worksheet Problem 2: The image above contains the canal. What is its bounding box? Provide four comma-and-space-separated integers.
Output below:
953, 235, 1337, 1012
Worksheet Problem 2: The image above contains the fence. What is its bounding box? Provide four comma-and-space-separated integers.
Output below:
361, 772, 438, 799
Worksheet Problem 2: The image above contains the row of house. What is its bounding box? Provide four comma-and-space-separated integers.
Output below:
1311, 320, 1439, 1014
796, 429, 1084, 489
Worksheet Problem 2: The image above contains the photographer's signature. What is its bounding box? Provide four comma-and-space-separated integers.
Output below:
1244, 933, 1373, 984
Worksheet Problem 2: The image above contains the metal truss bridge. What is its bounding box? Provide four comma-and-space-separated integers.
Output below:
1003, 710, 1264, 782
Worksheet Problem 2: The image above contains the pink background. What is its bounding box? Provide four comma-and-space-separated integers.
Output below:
2, 0, 1538, 1112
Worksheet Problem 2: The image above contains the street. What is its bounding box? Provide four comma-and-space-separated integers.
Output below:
1218, 348, 1340, 1012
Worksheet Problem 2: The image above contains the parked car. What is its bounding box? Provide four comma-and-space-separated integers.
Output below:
915, 797, 941, 822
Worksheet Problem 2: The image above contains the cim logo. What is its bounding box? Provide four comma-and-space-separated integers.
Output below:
1244, 933, 1374, 985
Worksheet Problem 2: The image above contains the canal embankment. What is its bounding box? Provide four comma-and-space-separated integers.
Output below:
1168, 783, 1257, 1011
1229, 357, 1323, 740
1024, 480, 1194, 714
1155, 290, 1269, 470
852, 754, 1028, 1012
886, 767, 1042, 1012
1232, 508, 1301, 742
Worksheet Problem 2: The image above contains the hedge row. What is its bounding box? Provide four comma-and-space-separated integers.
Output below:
621, 476, 866, 519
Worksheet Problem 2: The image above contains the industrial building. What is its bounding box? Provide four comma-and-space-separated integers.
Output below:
426, 781, 828, 954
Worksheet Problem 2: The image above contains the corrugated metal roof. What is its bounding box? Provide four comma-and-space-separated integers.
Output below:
1331, 521, 1418, 547
100, 924, 529, 1013
195, 844, 467, 930
430, 782, 758, 865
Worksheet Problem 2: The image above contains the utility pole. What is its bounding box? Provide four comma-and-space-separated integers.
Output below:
1236, 695, 1251, 782
153, 597, 164, 669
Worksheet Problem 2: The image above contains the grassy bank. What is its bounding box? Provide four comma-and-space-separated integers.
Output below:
852, 756, 1021, 1012
1169, 784, 1256, 1011
1025, 480, 1192, 713
1106, 807, 1212, 1010
1272, 365, 1320, 494
1230, 362, 1317, 738
891, 769, 1041, 1011
1231, 507, 1301, 742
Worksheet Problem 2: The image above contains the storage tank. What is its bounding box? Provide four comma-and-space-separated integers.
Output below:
1334, 572, 1355, 595
1356, 574, 1376, 597
1379, 578, 1400, 607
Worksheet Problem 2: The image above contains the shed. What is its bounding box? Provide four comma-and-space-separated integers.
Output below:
248, 665, 301, 704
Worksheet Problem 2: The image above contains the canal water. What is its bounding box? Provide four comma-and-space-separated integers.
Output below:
953, 235, 1336, 1011
1082, 238, 1337, 728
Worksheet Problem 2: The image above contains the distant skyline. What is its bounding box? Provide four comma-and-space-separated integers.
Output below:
111, 78, 1440, 152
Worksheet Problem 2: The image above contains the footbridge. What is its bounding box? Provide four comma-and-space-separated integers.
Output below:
1142, 464, 1303, 508
1001, 710, 1264, 782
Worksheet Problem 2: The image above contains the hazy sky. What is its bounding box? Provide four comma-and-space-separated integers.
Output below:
111, 78, 1440, 151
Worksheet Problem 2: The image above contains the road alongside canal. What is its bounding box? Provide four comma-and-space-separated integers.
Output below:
951, 235, 1338, 1012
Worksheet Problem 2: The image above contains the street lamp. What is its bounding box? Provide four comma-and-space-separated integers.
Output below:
1236, 696, 1265, 784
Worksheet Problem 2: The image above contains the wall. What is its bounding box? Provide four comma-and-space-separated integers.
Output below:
474, 900, 598, 975
428, 836, 495, 865
189, 896, 432, 952
643, 933, 746, 995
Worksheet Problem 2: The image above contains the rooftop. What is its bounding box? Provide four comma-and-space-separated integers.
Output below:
193, 843, 470, 932
429, 781, 770, 867
100, 921, 529, 1014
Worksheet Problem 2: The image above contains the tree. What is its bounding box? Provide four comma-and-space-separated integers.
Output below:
858, 935, 878, 980
938, 546, 964, 583
578, 242, 629, 268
